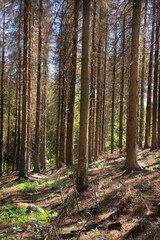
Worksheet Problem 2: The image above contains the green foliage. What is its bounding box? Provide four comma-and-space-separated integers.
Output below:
31, 207, 51, 225
0, 206, 56, 227
49, 192, 60, 198
46, 158, 55, 166
89, 162, 102, 169
14, 181, 39, 193
67, 169, 75, 177
49, 184, 59, 191
30, 196, 38, 202
0, 206, 30, 225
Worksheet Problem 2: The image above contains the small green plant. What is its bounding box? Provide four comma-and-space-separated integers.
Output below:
9, 197, 14, 204
156, 160, 160, 165
31, 207, 51, 225
90, 227, 100, 239
41, 179, 52, 188
144, 167, 155, 172
153, 153, 158, 158
0, 205, 55, 226
30, 196, 38, 202
49, 184, 59, 191
14, 181, 39, 193
67, 169, 74, 177
89, 162, 102, 169
108, 160, 117, 167
0, 206, 30, 225
49, 192, 60, 198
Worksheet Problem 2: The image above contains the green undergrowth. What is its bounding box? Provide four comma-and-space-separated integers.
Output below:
12, 176, 73, 194
0, 205, 58, 226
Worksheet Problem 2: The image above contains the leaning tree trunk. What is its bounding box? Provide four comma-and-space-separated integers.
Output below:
125, 0, 141, 172
77, 0, 90, 193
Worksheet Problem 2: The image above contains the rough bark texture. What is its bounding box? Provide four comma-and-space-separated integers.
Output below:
119, 13, 125, 152
95, 1, 103, 158
125, 0, 141, 172
111, 20, 117, 153
139, 0, 147, 148
17, 0, 22, 171
88, 0, 96, 163
144, 0, 155, 148
66, 0, 79, 166
19, 0, 28, 178
101, 14, 108, 153
77, 0, 90, 193
27, 0, 33, 171
34, 0, 42, 172
151, 0, 159, 150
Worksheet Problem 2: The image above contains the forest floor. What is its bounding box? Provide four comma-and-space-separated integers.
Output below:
0, 149, 160, 240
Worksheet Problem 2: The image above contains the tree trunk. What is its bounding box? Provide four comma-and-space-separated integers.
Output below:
0, 1, 5, 176
139, 0, 147, 148
27, 0, 33, 171
95, 1, 102, 158
89, 0, 97, 163
101, 14, 108, 153
111, 20, 117, 153
125, 0, 141, 172
77, 0, 90, 193
19, 0, 28, 178
66, 0, 79, 166
17, 0, 22, 171
119, 13, 125, 152
6, 82, 11, 172
34, 0, 42, 172
144, 0, 155, 148
151, 0, 159, 150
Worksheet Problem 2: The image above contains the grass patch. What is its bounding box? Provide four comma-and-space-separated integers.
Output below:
0, 206, 30, 225
0, 205, 56, 227
14, 181, 39, 193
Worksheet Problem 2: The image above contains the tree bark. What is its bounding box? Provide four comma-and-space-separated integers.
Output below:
0, 1, 5, 176
144, 0, 155, 148
88, 0, 97, 163
66, 0, 79, 166
119, 13, 125, 152
34, 0, 42, 172
111, 20, 117, 153
101, 13, 108, 153
151, 0, 159, 150
125, 0, 141, 172
19, 0, 28, 178
17, 0, 22, 171
95, 1, 103, 158
77, 0, 90, 193
139, 0, 147, 148
27, 0, 33, 171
